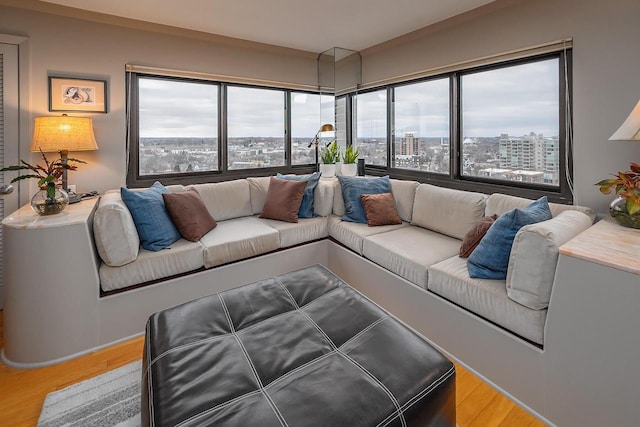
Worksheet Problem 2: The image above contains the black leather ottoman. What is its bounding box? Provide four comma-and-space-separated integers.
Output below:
142, 265, 455, 426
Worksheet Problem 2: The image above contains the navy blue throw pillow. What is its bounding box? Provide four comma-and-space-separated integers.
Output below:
276, 172, 321, 218
121, 181, 181, 251
467, 196, 552, 279
338, 175, 392, 223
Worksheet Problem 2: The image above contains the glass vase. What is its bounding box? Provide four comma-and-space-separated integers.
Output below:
609, 195, 640, 229
31, 186, 69, 216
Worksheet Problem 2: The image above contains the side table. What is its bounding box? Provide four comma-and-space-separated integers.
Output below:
1, 198, 101, 367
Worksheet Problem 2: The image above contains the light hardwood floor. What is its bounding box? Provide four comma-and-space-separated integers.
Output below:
0, 311, 543, 426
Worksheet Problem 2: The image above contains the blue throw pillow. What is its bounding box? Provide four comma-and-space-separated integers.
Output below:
467, 196, 552, 279
276, 172, 321, 218
121, 181, 181, 251
338, 175, 392, 223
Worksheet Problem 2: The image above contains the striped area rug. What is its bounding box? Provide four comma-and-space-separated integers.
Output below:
38, 360, 142, 427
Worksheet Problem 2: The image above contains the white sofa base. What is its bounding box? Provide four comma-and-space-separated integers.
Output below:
4, 232, 637, 426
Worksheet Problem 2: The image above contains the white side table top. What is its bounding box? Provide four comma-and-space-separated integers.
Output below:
2, 197, 98, 229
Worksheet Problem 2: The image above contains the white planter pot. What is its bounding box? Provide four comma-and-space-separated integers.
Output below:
341, 163, 357, 176
319, 163, 336, 177
334, 161, 343, 176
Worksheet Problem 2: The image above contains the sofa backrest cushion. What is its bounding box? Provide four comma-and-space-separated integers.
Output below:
333, 179, 346, 216
248, 176, 335, 217
247, 177, 270, 215
506, 209, 592, 310
390, 179, 419, 222
411, 184, 487, 240
486, 193, 596, 222
163, 188, 217, 241
467, 196, 552, 280
121, 182, 181, 252
338, 175, 392, 223
94, 192, 140, 267
190, 179, 253, 221
259, 177, 307, 223
314, 179, 335, 217
276, 172, 321, 218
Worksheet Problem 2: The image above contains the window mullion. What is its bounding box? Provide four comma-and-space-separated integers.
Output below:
220, 83, 227, 173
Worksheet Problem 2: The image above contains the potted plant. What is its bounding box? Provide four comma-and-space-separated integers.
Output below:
341, 144, 359, 176
319, 140, 339, 177
0, 150, 85, 215
595, 162, 640, 228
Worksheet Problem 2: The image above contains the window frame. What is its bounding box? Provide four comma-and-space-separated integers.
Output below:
356, 50, 573, 204
127, 73, 323, 188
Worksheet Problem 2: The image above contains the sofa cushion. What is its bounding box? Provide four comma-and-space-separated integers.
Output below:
314, 178, 335, 217
485, 193, 596, 222
259, 177, 307, 223
363, 226, 461, 289
506, 210, 593, 310
121, 181, 181, 252
276, 172, 321, 218
338, 175, 392, 223
190, 179, 253, 221
332, 179, 345, 216
389, 179, 419, 222
468, 196, 552, 280
163, 189, 217, 242
93, 192, 140, 267
459, 215, 498, 258
328, 215, 407, 255
259, 217, 329, 248
99, 239, 204, 292
247, 177, 271, 215
360, 193, 402, 226
411, 184, 487, 240
199, 217, 280, 268
428, 256, 547, 345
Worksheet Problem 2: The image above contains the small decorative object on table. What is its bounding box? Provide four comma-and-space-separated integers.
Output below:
341, 144, 359, 176
596, 162, 640, 228
0, 150, 85, 216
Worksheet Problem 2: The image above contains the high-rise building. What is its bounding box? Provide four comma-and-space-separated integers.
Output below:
396, 132, 420, 155
498, 132, 559, 185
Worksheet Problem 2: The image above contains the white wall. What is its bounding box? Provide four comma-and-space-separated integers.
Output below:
0, 4, 316, 200
361, 0, 640, 213
2, 0, 639, 212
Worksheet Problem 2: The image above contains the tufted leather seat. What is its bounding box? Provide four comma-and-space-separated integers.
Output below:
142, 264, 455, 426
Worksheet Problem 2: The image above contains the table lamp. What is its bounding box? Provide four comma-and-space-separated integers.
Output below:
30, 114, 98, 192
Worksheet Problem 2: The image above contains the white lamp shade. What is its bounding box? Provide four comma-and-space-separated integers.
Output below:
31, 116, 99, 152
609, 99, 640, 141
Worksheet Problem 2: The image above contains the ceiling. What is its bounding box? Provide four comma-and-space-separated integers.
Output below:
40, 0, 495, 53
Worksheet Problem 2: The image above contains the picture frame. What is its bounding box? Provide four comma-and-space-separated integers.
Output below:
48, 76, 108, 113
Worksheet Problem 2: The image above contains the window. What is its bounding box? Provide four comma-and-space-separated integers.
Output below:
138, 77, 219, 175
128, 73, 331, 187
349, 51, 570, 201
461, 57, 560, 186
354, 89, 387, 166
227, 86, 285, 170
291, 93, 335, 165
393, 77, 450, 173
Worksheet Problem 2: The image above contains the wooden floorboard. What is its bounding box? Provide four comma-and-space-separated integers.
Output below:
0, 310, 542, 426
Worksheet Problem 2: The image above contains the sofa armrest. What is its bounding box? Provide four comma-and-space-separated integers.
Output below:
506, 210, 593, 309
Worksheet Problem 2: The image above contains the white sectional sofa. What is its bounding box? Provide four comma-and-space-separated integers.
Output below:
93, 175, 594, 347
8, 172, 618, 425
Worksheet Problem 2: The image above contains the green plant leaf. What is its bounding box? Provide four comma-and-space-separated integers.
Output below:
0, 165, 29, 172
9, 174, 40, 183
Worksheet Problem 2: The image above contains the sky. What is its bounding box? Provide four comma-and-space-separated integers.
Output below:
139, 57, 559, 139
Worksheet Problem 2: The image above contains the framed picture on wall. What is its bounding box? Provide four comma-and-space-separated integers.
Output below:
49, 76, 108, 113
